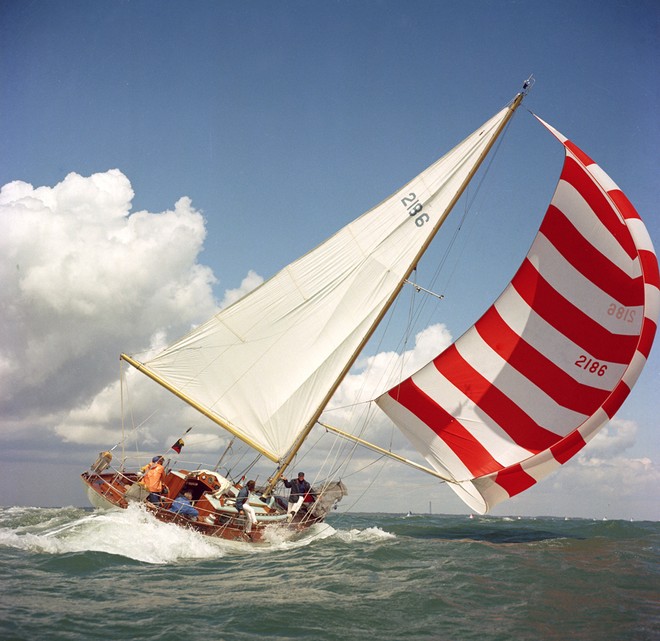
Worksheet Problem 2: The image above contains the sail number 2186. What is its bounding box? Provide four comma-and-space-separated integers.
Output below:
575, 355, 607, 376
401, 193, 430, 227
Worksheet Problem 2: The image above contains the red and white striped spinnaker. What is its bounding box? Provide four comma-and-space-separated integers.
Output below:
376, 115, 659, 514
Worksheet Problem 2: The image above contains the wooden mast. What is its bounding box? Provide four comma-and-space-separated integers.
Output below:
263, 87, 528, 495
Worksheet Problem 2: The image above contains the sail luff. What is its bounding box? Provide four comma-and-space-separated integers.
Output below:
119, 353, 279, 462
265, 91, 527, 491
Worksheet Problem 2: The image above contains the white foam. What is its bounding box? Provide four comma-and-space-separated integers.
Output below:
334, 526, 397, 543
0, 504, 222, 564
0, 505, 343, 562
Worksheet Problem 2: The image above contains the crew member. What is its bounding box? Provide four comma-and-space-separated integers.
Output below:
169, 491, 199, 520
140, 455, 166, 505
235, 480, 257, 537
282, 472, 313, 519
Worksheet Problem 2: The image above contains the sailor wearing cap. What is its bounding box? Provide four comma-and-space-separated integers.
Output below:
281, 472, 313, 520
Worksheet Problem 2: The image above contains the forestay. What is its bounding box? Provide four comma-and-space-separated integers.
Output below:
377, 116, 659, 514
131, 106, 518, 461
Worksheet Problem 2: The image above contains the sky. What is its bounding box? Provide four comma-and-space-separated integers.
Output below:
1, 0, 658, 520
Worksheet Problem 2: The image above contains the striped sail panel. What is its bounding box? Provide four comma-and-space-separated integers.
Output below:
377, 117, 659, 513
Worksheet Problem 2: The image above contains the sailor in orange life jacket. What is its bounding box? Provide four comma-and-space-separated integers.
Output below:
140, 456, 166, 504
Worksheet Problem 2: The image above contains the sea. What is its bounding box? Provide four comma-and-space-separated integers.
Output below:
0, 505, 657, 641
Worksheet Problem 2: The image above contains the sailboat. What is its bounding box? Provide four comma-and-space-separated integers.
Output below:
81, 79, 658, 542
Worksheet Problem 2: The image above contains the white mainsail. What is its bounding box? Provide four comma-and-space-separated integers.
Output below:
126, 103, 520, 462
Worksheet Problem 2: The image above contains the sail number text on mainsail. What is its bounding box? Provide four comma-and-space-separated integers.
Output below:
401, 193, 430, 227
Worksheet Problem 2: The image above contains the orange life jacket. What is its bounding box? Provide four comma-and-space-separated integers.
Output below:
141, 462, 164, 492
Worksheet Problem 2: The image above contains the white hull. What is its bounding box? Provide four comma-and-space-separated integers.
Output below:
82, 477, 118, 510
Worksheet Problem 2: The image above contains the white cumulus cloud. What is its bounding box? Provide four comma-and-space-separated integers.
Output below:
329, 322, 453, 413
220, 269, 264, 309
0, 170, 219, 435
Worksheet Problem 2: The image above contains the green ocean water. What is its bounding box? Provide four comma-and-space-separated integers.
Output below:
0, 506, 657, 641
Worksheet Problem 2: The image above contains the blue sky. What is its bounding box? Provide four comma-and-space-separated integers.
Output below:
1, 0, 658, 519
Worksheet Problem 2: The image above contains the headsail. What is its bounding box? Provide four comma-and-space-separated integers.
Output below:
377, 116, 659, 514
124, 103, 523, 462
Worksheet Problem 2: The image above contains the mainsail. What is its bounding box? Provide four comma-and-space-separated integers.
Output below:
377, 116, 659, 513
124, 102, 522, 462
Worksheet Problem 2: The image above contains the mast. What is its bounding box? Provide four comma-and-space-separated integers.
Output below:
264, 85, 529, 494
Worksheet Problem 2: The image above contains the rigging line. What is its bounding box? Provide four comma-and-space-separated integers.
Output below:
334, 427, 365, 479
110, 408, 160, 454
318, 422, 362, 481
313, 412, 375, 486
335, 455, 392, 518
322, 276, 430, 458
118, 358, 155, 462
278, 424, 346, 489
425, 112, 517, 301
120, 358, 125, 461
323, 266, 431, 456
403, 112, 518, 338
320, 420, 455, 483
119, 359, 144, 460
322, 277, 423, 455
232, 451, 263, 482
301, 442, 342, 496
386, 242, 453, 360
395, 266, 420, 424
380, 267, 435, 449
225, 445, 259, 480
322, 398, 372, 414
323, 279, 407, 439
214, 436, 235, 472
334, 453, 389, 480
302, 427, 341, 476
341, 282, 416, 456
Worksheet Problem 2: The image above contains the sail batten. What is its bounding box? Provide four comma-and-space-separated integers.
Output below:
377, 117, 659, 514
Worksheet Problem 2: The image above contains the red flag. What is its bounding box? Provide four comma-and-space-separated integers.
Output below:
171, 438, 184, 454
